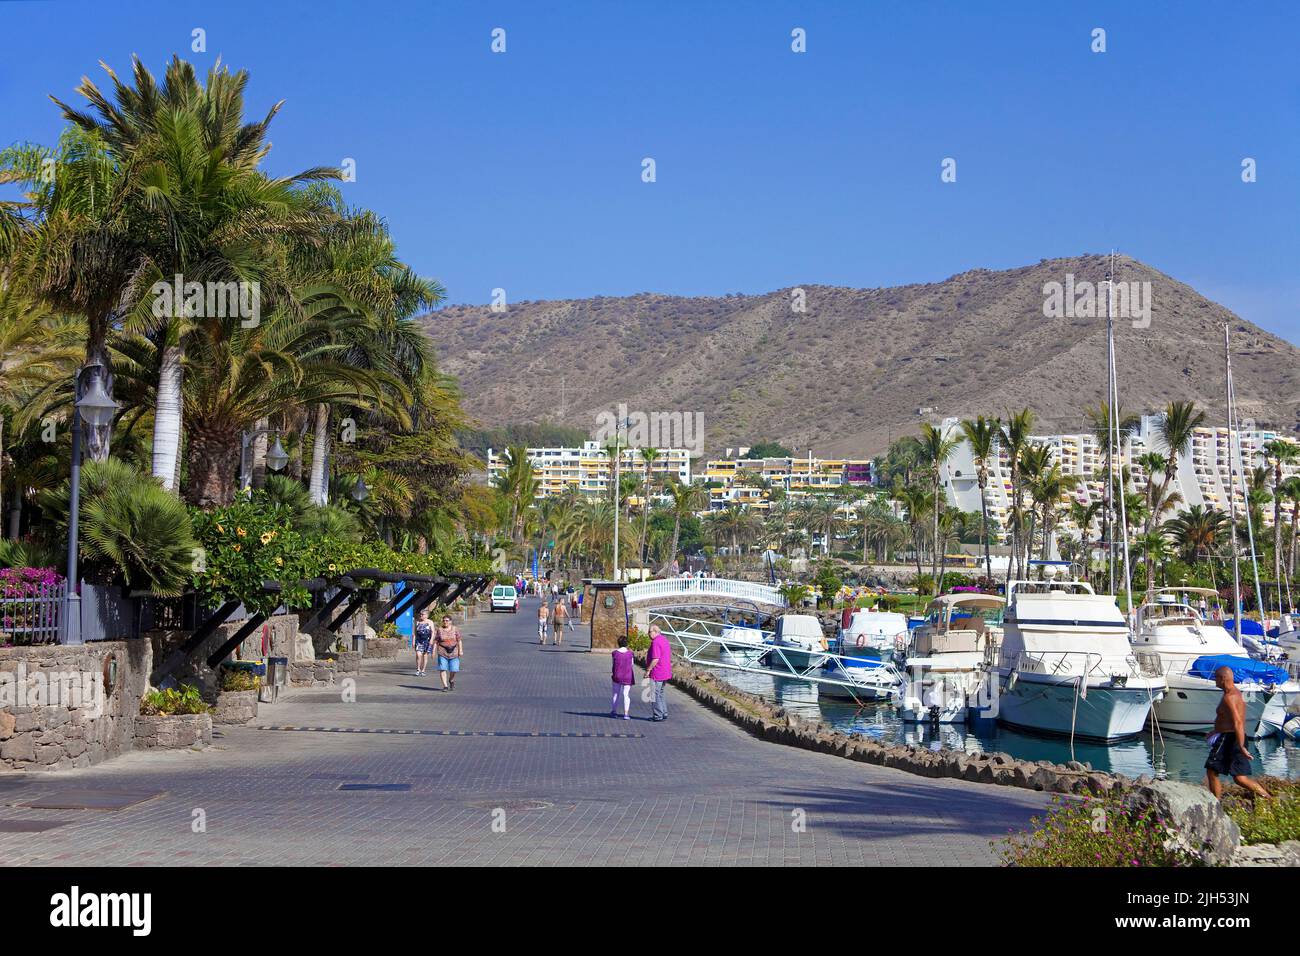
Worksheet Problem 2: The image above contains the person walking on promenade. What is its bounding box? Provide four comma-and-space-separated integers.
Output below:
1205, 665, 1272, 800
413, 610, 434, 676
610, 635, 634, 719
537, 597, 551, 645
645, 623, 672, 721
569, 587, 579, 619
435, 614, 463, 691
551, 593, 568, 646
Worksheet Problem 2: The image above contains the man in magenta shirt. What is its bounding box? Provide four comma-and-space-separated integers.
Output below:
645, 624, 672, 721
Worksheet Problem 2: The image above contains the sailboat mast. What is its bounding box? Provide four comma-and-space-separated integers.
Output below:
1225, 328, 1268, 632
1105, 260, 1117, 596
1107, 252, 1134, 609
1224, 325, 1243, 644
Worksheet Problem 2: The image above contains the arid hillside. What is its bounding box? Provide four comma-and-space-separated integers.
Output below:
423, 255, 1300, 456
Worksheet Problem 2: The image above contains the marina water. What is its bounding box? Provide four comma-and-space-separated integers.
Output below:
715, 669, 1300, 783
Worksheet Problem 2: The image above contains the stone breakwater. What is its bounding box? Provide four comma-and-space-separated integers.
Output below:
648, 656, 1297, 865
657, 657, 1124, 796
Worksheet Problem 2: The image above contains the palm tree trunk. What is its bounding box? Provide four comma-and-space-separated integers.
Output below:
184, 425, 242, 508
150, 342, 184, 490
979, 476, 991, 582
308, 403, 330, 506
1274, 470, 1283, 614
250, 417, 270, 490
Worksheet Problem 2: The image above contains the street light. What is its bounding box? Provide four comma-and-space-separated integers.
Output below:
351, 476, 369, 502
61, 365, 118, 645
239, 428, 288, 490
266, 436, 289, 473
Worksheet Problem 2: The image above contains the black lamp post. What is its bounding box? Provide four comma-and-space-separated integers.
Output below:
61, 366, 117, 645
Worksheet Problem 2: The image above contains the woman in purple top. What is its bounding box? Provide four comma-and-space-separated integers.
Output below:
645, 624, 672, 721
610, 635, 635, 719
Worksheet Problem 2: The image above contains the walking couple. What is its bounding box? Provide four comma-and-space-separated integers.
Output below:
413, 610, 464, 690
610, 623, 672, 721
537, 593, 569, 646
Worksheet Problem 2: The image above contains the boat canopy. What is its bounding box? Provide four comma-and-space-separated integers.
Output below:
1155, 586, 1218, 599
1187, 654, 1288, 686
926, 593, 1005, 613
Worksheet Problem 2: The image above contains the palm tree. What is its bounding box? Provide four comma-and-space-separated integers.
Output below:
1166, 505, 1229, 567
1260, 438, 1299, 612
999, 409, 1035, 584
1281, 475, 1300, 588
960, 415, 999, 582
1068, 498, 1102, 584
893, 482, 932, 580
1157, 400, 1206, 486
1086, 401, 1139, 586
1, 124, 145, 462
660, 478, 702, 573
916, 422, 959, 588
637, 446, 661, 566
494, 445, 538, 545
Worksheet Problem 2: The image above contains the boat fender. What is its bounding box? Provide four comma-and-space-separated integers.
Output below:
1283, 715, 1300, 741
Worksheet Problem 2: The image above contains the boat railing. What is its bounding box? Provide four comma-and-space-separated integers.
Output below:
1014, 649, 1105, 679
648, 611, 902, 704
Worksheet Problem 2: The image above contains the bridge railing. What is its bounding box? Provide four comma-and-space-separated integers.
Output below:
623, 577, 787, 608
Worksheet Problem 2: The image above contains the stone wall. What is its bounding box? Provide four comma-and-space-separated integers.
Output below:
134, 713, 212, 750
1, 639, 151, 772
213, 690, 259, 725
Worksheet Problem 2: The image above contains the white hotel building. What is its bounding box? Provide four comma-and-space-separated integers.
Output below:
939, 415, 1300, 546
486, 441, 691, 501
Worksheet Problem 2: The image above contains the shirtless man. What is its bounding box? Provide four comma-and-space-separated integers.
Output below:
1204, 665, 1271, 800
551, 595, 568, 646
537, 598, 550, 645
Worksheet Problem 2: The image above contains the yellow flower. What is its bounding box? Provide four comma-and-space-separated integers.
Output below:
275, 557, 283, 567
328, 563, 337, 572
216, 523, 225, 533
260, 532, 273, 545
236, 527, 247, 537
233, 544, 242, 552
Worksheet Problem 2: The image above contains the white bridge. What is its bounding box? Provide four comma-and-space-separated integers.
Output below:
623, 577, 787, 611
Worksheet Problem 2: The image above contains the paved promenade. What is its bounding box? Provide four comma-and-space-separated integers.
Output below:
0, 599, 1048, 865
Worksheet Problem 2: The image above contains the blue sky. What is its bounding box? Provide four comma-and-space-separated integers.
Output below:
2, 0, 1297, 340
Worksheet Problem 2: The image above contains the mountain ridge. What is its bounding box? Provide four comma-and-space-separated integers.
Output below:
423, 255, 1300, 457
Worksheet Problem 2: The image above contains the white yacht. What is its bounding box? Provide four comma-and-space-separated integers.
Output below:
717, 620, 769, 662
819, 652, 903, 702
761, 614, 829, 671
1132, 589, 1285, 736
899, 593, 1003, 724
994, 569, 1165, 742
837, 608, 911, 661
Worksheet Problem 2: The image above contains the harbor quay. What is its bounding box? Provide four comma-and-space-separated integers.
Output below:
0, 605, 1048, 867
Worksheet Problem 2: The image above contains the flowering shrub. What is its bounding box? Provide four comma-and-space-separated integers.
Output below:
995, 794, 1199, 867
191, 496, 313, 615
190, 491, 493, 617
0, 567, 64, 597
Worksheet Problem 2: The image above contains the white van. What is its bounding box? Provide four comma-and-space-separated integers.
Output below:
490, 584, 519, 612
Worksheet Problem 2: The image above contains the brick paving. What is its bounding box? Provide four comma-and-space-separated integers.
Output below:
0, 600, 1048, 865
